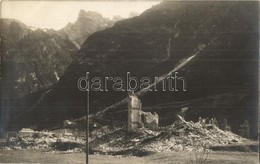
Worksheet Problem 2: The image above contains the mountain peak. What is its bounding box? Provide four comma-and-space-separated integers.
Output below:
78, 10, 103, 21
1, 18, 31, 41
60, 10, 116, 46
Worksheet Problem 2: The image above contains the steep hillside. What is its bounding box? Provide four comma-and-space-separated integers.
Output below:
0, 18, 78, 136
11, 1, 258, 138
1, 19, 30, 41
1, 19, 78, 97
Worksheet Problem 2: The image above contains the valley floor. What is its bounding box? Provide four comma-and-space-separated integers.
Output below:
89, 151, 258, 164
0, 150, 257, 164
0, 150, 86, 163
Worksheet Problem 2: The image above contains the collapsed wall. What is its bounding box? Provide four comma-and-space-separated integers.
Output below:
90, 116, 247, 153
127, 92, 159, 133
2, 128, 86, 152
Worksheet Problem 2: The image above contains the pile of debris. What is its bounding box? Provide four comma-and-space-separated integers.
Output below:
90, 116, 246, 153
3, 128, 86, 152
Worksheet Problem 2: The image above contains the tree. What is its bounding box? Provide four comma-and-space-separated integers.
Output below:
239, 120, 250, 138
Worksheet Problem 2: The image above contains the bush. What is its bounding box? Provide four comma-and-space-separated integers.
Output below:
190, 140, 210, 164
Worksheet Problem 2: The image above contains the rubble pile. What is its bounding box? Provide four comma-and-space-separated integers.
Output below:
90, 116, 246, 153
142, 116, 245, 152
3, 128, 86, 152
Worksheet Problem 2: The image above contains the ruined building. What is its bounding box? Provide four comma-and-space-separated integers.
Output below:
127, 92, 159, 133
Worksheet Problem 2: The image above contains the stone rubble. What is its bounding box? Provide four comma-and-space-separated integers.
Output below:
3, 128, 86, 152
90, 116, 246, 153
1, 116, 248, 155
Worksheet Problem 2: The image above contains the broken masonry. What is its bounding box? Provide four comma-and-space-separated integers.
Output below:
127, 92, 159, 133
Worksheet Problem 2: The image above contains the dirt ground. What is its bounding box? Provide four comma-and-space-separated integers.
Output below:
0, 150, 86, 163
0, 150, 258, 164
89, 151, 258, 164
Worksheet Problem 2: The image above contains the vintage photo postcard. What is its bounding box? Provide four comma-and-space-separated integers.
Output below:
0, 0, 259, 163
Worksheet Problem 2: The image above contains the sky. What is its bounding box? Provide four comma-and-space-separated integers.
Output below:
1, 1, 160, 30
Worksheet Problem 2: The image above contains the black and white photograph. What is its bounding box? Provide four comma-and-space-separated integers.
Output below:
0, 1, 259, 163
